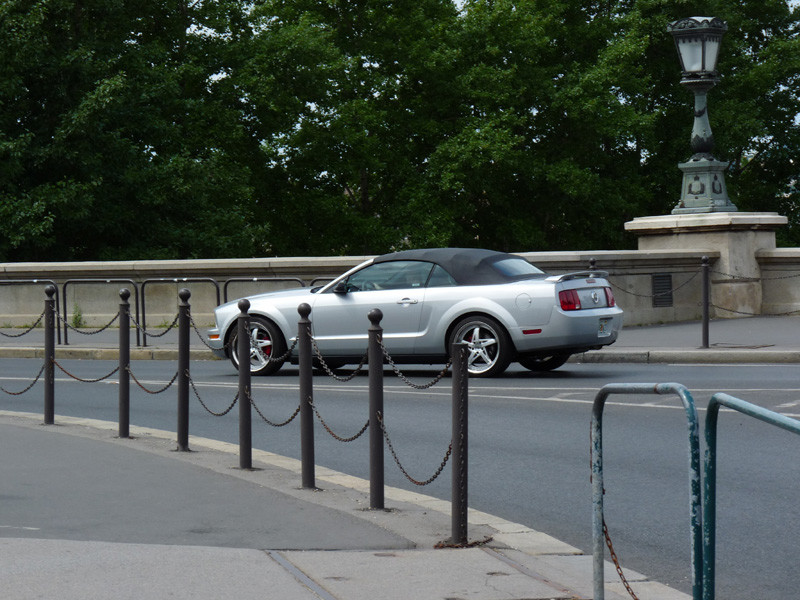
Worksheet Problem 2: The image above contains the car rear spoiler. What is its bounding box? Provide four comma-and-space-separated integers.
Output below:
546, 270, 609, 283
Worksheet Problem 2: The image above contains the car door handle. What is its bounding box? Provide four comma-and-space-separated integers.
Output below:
397, 298, 419, 305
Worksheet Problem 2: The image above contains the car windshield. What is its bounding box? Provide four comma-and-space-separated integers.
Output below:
491, 257, 545, 279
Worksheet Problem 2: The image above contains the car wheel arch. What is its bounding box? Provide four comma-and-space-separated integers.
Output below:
444, 311, 518, 354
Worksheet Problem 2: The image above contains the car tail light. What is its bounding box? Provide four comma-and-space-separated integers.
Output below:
559, 289, 581, 311
604, 287, 616, 307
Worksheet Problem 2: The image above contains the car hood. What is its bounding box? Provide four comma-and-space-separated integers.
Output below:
217, 286, 316, 311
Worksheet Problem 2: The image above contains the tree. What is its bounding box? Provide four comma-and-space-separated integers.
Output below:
0, 0, 262, 260
1, 0, 797, 259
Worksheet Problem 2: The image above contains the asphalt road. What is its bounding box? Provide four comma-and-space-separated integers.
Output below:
2, 358, 799, 600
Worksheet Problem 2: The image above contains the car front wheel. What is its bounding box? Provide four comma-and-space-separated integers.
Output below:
229, 316, 287, 376
449, 316, 512, 377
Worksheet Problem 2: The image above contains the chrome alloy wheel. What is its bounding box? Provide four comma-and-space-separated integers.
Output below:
229, 316, 286, 375
449, 316, 511, 377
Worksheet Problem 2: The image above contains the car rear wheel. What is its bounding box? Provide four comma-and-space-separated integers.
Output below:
229, 316, 287, 376
449, 316, 512, 377
518, 353, 571, 372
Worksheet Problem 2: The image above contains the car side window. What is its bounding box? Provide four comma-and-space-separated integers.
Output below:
345, 261, 434, 291
426, 264, 457, 287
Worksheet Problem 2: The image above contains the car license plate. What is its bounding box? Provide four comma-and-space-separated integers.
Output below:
598, 318, 611, 337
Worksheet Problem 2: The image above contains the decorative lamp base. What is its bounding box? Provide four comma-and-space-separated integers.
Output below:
672, 157, 737, 214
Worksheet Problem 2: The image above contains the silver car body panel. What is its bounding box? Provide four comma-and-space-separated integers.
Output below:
207, 251, 623, 365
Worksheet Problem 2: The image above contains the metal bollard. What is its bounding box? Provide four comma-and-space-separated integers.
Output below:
44, 285, 56, 425
450, 342, 469, 545
368, 309, 384, 510
298, 303, 315, 488
118, 289, 131, 438
176, 289, 191, 451
701, 256, 710, 348
237, 299, 253, 469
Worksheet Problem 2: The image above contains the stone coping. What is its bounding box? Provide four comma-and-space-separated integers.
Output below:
625, 212, 788, 234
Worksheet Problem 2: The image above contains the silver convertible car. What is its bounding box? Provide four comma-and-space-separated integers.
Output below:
207, 248, 623, 377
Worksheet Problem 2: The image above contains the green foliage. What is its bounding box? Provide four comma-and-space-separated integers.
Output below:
0, 0, 798, 259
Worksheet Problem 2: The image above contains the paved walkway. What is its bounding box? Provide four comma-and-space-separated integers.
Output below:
3, 315, 799, 599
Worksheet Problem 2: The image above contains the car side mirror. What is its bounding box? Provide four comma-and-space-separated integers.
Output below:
333, 281, 349, 294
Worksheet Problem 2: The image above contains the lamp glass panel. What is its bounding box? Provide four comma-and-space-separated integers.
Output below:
704, 38, 721, 72
678, 37, 704, 72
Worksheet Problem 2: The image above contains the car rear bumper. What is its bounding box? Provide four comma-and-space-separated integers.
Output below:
512, 308, 623, 353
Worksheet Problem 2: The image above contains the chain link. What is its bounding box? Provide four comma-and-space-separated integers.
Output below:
309, 399, 369, 442
379, 339, 452, 389
604, 519, 640, 600
710, 302, 800, 317
129, 311, 179, 337
53, 359, 120, 383
188, 315, 217, 349
58, 312, 120, 335
377, 411, 452, 486
712, 268, 800, 282
127, 367, 179, 394
607, 270, 700, 299
188, 373, 238, 416
310, 334, 367, 381
0, 310, 46, 338
0, 362, 46, 395
232, 335, 298, 365
248, 389, 301, 427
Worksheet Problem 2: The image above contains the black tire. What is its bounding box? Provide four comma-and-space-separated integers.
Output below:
518, 353, 571, 372
448, 315, 512, 377
228, 316, 287, 376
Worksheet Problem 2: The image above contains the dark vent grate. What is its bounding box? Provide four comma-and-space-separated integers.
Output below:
652, 274, 674, 307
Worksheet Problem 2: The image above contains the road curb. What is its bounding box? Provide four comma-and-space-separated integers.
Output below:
576, 349, 800, 364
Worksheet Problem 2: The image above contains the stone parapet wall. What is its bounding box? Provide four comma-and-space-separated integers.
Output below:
3, 247, 798, 328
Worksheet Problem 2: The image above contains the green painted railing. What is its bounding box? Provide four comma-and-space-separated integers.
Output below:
702, 393, 800, 600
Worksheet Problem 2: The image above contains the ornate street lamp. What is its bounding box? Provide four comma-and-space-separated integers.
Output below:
668, 16, 738, 214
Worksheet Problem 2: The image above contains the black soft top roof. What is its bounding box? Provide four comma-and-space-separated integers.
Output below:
372, 248, 539, 285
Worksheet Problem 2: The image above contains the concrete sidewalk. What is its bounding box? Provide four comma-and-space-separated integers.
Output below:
0, 412, 690, 600
3, 316, 798, 599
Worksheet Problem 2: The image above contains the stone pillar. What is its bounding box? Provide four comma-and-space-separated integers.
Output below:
625, 213, 787, 317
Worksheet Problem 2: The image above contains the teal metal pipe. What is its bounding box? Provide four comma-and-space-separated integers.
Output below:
591, 382, 702, 600
703, 393, 800, 600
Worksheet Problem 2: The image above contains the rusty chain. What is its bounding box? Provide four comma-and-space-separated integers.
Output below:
188, 373, 238, 416
248, 389, 301, 427
604, 519, 640, 600
239, 336, 298, 365
310, 334, 367, 381
309, 399, 369, 442
379, 339, 452, 389
0, 310, 45, 337
127, 367, 179, 394
711, 302, 800, 317
0, 362, 46, 395
58, 312, 120, 335
607, 270, 700, 299
377, 411, 452, 486
54, 359, 120, 383
189, 315, 217, 349
129, 312, 179, 337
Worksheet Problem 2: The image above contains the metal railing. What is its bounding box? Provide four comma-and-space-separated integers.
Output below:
702, 393, 800, 600
140, 277, 219, 347
61, 278, 140, 346
591, 382, 703, 600
0, 279, 62, 344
